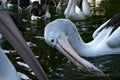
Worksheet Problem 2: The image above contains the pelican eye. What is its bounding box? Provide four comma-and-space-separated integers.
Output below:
51, 39, 54, 42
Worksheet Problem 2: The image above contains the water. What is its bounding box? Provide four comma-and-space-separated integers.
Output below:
2, 0, 120, 80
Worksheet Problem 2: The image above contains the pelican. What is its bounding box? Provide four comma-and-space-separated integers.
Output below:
29, 0, 56, 20
0, 1, 48, 80
56, 0, 68, 11
64, 0, 91, 21
18, 0, 30, 13
44, 13, 120, 73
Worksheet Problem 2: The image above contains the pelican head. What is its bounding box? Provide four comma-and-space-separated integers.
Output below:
44, 19, 72, 47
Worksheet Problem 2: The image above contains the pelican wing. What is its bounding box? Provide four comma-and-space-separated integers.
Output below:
92, 19, 110, 39
107, 25, 120, 48
93, 13, 120, 39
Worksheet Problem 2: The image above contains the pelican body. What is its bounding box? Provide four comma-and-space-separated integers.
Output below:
44, 13, 120, 73
0, 48, 20, 80
64, 0, 91, 21
29, 0, 56, 20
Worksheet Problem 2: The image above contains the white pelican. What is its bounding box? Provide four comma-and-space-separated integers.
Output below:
44, 13, 120, 73
56, 0, 68, 11
29, 0, 56, 20
0, 1, 48, 80
18, 0, 30, 13
64, 0, 91, 21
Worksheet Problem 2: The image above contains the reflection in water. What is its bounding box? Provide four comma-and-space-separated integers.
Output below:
2, 0, 120, 80
18, 72, 30, 80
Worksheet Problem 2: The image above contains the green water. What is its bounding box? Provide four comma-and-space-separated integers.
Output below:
2, 0, 120, 80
